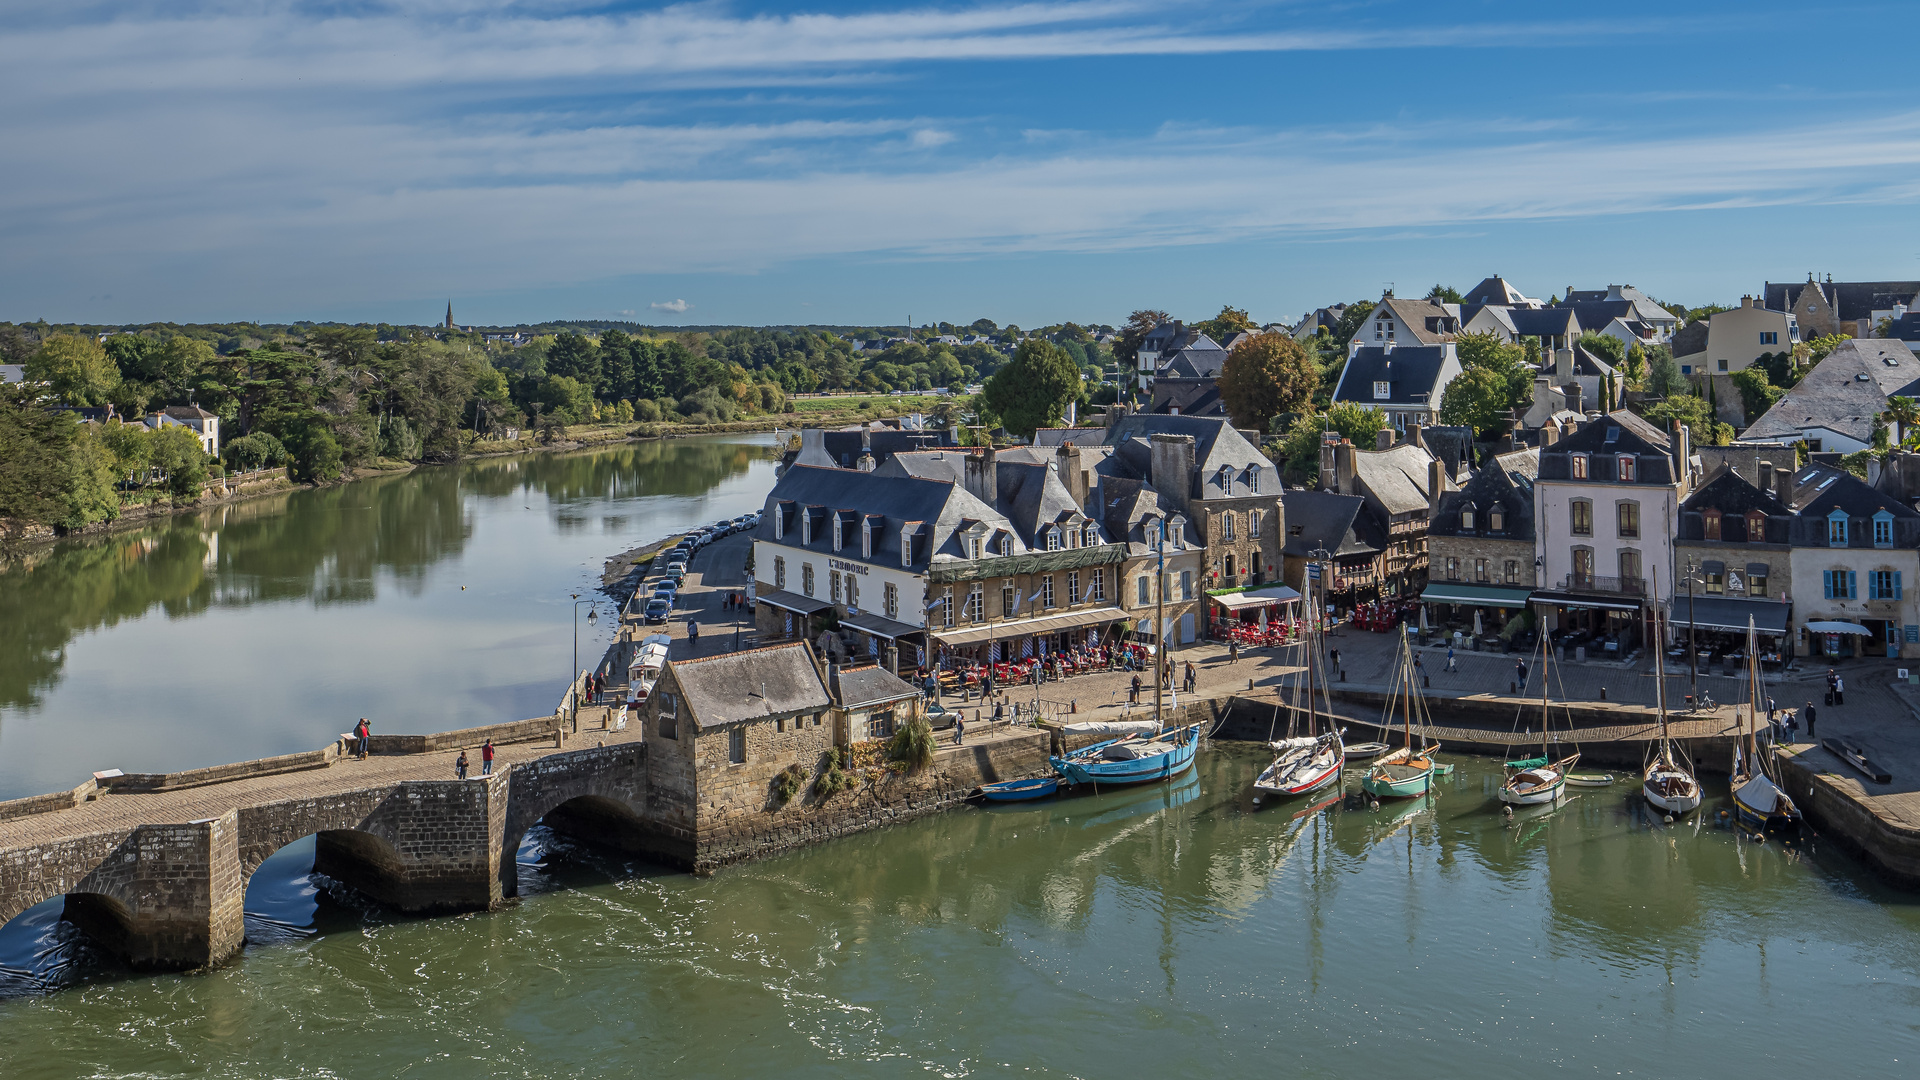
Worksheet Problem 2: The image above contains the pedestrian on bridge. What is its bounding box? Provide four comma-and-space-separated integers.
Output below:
456, 750, 469, 780
481, 739, 496, 776
355, 718, 370, 760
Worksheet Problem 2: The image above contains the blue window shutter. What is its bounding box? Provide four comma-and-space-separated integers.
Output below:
1899, 572, 1905, 601
1823, 571, 1832, 599
1849, 570, 1857, 599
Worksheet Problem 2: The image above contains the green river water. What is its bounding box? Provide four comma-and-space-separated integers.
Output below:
1, 439, 1917, 1078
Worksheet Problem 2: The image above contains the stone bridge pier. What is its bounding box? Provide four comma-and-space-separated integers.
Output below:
56, 811, 246, 971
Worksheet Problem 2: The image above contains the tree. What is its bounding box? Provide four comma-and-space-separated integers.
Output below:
1576, 332, 1625, 367
307, 326, 378, 370
980, 339, 1080, 439
0, 384, 79, 554
1884, 396, 1920, 448
1755, 350, 1798, 389
150, 424, 208, 500
546, 332, 602, 391
1806, 333, 1849, 365
25, 334, 119, 406
1622, 343, 1648, 388
1114, 309, 1170, 366
1267, 403, 1386, 485
1641, 395, 1732, 445
63, 424, 120, 527
1439, 365, 1518, 437
1425, 284, 1463, 304
1196, 305, 1253, 343
1218, 333, 1317, 432
1646, 350, 1688, 397
1328, 301, 1377, 348
1731, 368, 1784, 422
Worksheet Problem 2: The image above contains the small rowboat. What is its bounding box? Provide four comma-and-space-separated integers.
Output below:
1566, 773, 1614, 787
1430, 761, 1455, 776
978, 777, 1061, 802
1344, 742, 1391, 760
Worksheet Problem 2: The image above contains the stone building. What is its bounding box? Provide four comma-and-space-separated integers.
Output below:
1316, 433, 1443, 597
1104, 414, 1286, 592
1279, 488, 1383, 601
1671, 462, 1796, 655
1099, 476, 1206, 646
1763, 275, 1920, 340
1424, 446, 1540, 627
1781, 463, 1920, 660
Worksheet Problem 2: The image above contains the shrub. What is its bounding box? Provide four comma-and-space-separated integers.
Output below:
222, 432, 288, 472
632, 398, 662, 423
814, 748, 852, 798
886, 717, 936, 773
772, 763, 808, 807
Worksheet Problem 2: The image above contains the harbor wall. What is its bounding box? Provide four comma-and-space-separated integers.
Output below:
1774, 749, 1920, 890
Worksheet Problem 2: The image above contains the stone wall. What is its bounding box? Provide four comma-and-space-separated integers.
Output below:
1774, 748, 1920, 889
63, 811, 245, 971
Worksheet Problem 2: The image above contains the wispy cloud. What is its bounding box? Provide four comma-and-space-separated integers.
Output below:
650, 299, 691, 312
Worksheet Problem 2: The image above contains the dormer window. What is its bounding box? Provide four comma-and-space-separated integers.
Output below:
774, 503, 787, 540
862, 519, 874, 558
1373, 380, 1391, 400
1046, 527, 1062, 551
1488, 507, 1504, 532
801, 509, 814, 545
901, 531, 914, 566
1617, 456, 1635, 483
1875, 510, 1895, 548
832, 515, 844, 552
1218, 465, 1233, 490
1248, 465, 1261, 494
999, 533, 1014, 556
1703, 508, 1722, 541
1460, 505, 1475, 531
1147, 521, 1162, 549
1745, 510, 1766, 541
1571, 454, 1589, 480
1828, 509, 1849, 546
1083, 523, 1099, 546
969, 535, 983, 560
1171, 516, 1186, 549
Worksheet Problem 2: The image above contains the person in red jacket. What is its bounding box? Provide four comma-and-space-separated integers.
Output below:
355, 718, 370, 760
481, 738, 496, 776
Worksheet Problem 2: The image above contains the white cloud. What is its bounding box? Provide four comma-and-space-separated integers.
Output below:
911, 128, 956, 148
650, 299, 692, 312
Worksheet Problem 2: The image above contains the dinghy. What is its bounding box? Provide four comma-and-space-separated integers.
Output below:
1565, 773, 1614, 787
1641, 588, 1701, 816
978, 777, 1062, 802
1343, 742, 1392, 760
1050, 723, 1203, 787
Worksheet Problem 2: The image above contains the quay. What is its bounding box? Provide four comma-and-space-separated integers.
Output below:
11, 530, 1920, 974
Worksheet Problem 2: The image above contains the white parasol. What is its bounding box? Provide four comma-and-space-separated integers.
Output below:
1473, 609, 1484, 637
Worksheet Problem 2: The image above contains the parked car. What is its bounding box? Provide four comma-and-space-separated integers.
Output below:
653, 580, 677, 600
643, 598, 672, 624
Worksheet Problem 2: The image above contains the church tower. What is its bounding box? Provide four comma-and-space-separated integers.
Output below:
445, 300, 454, 329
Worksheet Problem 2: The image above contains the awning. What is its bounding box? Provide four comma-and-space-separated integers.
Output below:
1420, 583, 1534, 608
1529, 590, 1644, 613
1806, 620, 1873, 635
1669, 596, 1790, 635
756, 589, 833, 616
928, 606, 1129, 647
1211, 586, 1303, 611
842, 610, 923, 640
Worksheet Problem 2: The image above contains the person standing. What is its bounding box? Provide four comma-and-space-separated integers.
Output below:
1229, 639, 1240, 665
688, 620, 700, 646
481, 739, 496, 776
455, 750, 469, 780
1184, 661, 1197, 693
1129, 673, 1142, 705
1834, 675, 1845, 706
1804, 700, 1817, 739
1330, 648, 1342, 677
1446, 645, 1456, 672
1515, 659, 1528, 688
355, 718, 370, 760
954, 715, 965, 745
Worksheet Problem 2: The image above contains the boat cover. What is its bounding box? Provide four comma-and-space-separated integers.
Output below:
1102, 743, 1143, 761
1734, 773, 1791, 813
1269, 736, 1320, 750
1505, 756, 1548, 769
1063, 720, 1159, 735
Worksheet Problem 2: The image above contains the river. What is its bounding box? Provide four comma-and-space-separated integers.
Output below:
2, 440, 1918, 1077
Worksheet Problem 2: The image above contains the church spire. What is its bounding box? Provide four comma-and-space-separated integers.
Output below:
446, 300, 453, 329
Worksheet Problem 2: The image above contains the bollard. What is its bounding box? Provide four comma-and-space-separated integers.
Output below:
1510, 681, 1517, 694
1249, 678, 1254, 691
1599, 686, 1607, 701
1424, 674, 1431, 689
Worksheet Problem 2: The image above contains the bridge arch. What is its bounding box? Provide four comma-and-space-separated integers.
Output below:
502, 744, 659, 895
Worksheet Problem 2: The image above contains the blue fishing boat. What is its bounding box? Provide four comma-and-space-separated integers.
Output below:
1050, 723, 1202, 787
978, 777, 1061, 802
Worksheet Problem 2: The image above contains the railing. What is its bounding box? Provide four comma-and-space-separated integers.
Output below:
1560, 574, 1647, 596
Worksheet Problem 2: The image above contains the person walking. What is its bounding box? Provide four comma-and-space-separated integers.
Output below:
1229, 639, 1240, 665
1129, 673, 1142, 705
481, 739, 496, 776
1783, 709, 1799, 744
1184, 661, 1197, 693
688, 620, 700, 646
1804, 700, 1817, 739
954, 715, 965, 745
355, 718, 370, 760
455, 750, 469, 780
1330, 648, 1342, 677
1446, 645, 1456, 672
1834, 675, 1845, 706
1515, 659, 1528, 688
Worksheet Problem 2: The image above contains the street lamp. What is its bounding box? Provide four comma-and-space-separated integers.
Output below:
571, 593, 599, 715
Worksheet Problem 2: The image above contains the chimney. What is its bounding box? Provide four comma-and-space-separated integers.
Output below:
1759, 460, 1773, 493
1607, 284, 1624, 301
1531, 375, 1552, 424
1149, 433, 1197, 517
1554, 348, 1573, 380
1542, 424, 1559, 447
1741, 295, 1756, 309
1335, 440, 1356, 495
1428, 458, 1447, 514
964, 444, 998, 504
1670, 420, 1691, 491
1064, 400, 1078, 426
1870, 456, 1884, 487
811, 641, 830, 695
1376, 428, 1395, 451
1565, 382, 1584, 415
1318, 431, 1340, 491
1775, 462, 1795, 507
1408, 422, 1424, 450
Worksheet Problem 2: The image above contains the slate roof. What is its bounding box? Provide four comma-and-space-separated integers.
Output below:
1350, 442, 1438, 517
1506, 307, 1583, 339
1554, 286, 1675, 324
161, 405, 217, 421
1099, 477, 1201, 555
1460, 276, 1535, 307
831, 664, 920, 709
1884, 312, 1920, 343
1332, 345, 1452, 408
1379, 298, 1458, 343
1159, 334, 1228, 379
784, 427, 957, 472
1742, 338, 1920, 444
1102, 414, 1281, 502
1670, 319, 1709, 358
1417, 424, 1476, 478
755, 464, 1023, 567
1430, 447, 1540, 543
669, 643, 831, 730
1535, 410, 1678, 485
997, 460, 1089, 543
1775, 462, 1920, 548
1149, 377, 1226, 417
1765, 280, 1920, 323
1031, 427, 1107, 447
1281, 489, 1383, 559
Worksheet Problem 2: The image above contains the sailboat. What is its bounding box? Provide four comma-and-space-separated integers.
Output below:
1498, 637, 1581, 806
1642, 584, 1702, 815
1361, 627, 1441, 799
1729, 617, 1801, 833
1254, 563, 1345, 798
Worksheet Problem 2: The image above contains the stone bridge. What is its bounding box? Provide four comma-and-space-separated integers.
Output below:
0, 715, 665, 971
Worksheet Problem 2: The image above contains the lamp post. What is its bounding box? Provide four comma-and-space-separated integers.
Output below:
1683, 557, 1700, 703
571, 593, 598, 717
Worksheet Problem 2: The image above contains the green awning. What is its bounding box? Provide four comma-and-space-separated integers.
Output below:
1420, 583, 1535, 608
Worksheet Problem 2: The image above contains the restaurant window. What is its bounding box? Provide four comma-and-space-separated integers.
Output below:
1571, 454, 1589, 480
1137, 575, 1151, 605
1570, 500, 1592, 536
1181, 570, 1193, 600
1706, 571, 1724, 594
1750, 571, 1768, 597
1091, 568, 1106, 602
1619, 549, 1642, 587
1446, 556, 1459, 580
884, 582, 898, 619
728, 726, 746, 765
1042, 575, 1056, 608
1617, 501, 1639, 539
1460, 506, 1475, 530
774, 556, 786, 590
802, 563, 815, 597
831, 571, 842, 604
1703, 508, 1722, 541
1489, 507, 1504, 532
1475, 558, 1489, 582
657, 692, 678, 741
862, 521, 873, 558
1618, 456, 1636, 482
847, 577, 858, 609
1504, 560, 1519, 584
1067, 571, 1080, 605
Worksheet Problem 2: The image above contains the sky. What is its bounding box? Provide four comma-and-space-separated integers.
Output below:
5, 0, 1920, 330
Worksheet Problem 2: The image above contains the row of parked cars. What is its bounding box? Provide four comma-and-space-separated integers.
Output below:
641, 511, 763, 624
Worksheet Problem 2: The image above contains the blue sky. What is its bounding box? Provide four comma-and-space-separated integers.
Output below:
5, 0, 1919, 328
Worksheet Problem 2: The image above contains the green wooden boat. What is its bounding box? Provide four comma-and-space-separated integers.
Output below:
1362, 628, 1442, 800
1363, 750, 1436, 798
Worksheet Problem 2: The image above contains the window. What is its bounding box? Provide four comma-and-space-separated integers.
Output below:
801, 511, 813, 545
1572, 547, 1594, 585
901, 533, 913, 567
1706, 571, 1724, 594
970, 536, 983, 560
657, 692, 678, 741
862, 522, 873, 558
1001, 585, 1015, 615
1067, 571, 1080, 605
1571, 454, 1589, 480
1083, 524, 1099, 546
1137, 575, 1151, 605
831, 516, 843, 551
884, 582, 898, 619
776, 717, 785, 733
728, 726, 746, 765
1617, 456, 1635, 482
1475, 558, 1489, 582
1147, 522, 1162, 549
1875, 512, 1894, 548
1046, 527, 1062, 552
1373, 380, 1392, 399
773, 508, 785, 540
1180, 570, 1193, 600
1446, 556, 1460, 580
1703, 508, 1722, 540
1829, 510, 1849, 546
802, 563, 815, 597
1375, 320, 1388, 340
1249, 510, 1263, 538
1042, 575, 1055, 608
1751, 572, 1768, 597
1489, 507, 1504, 532
1222, 513, 1236, 541
831, 571, 842, 604
1225, 553, 1236, 578
1172, 517, 1186, 549
965, 586, 983, 622
1870, 570, 1903, 600
1460, 506, 1475, 530
941, 589, 954, 627
1618, 501, 1639, 539
1091, 569, 1105, 602
1760, 331, 1778, 345
1746, 510, 1767, 543
1618, 549, 1641, 586
1570, 500, 1592, 536
847, 577, 858, 609
774, 556, 786, 590
1824, 569, 1856, 599
1718, 358, 1729, 372
1504, 560, 1519, 584
1248, 466, 1261, 494
999, 533, 1014, 555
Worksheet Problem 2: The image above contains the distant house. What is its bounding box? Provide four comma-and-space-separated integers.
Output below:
1674, 296, 1799, 377
1459, 275, 1543, 309
1279, 487, 1384, 597
1552, 285, 1679, 343
1329, 343, 1461, 431
1349, 297, 1460, 354
1425, 446, 1542, 618
144, 405, 220, 455
1289, 305, 1348, 342
1765, 276, 1920, 339
1741, 339, 1920, 453
0, 364, 24, 384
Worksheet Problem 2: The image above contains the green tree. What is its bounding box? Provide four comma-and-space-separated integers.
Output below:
1113, 309, 1170, 367
1806, 333, 1849, 365
1218, 333, 1318, 432
1425, 284, 1463, 304
1645, 350, 1688, 397
221, 432, 287, 472
980, 338, 1080, 439
63, 425, 121, 526
307, 326, 378, 370
1622, 343, 1648, 388
1641, 395, 1732, 445
1266, 403, 1386, 485
1439, 365, 1519, 437
1576, 332, 1626, 367
25, 334, 120, 406
1731, 368, 1784, 422
0, 385, 79, 554
282, 419, 343, 483
1754, 350, 1798, 389
99, 419, 154, 487
1196, 305, 1253, 342
150, 425, 209, 500
1883, 395, 1920, 448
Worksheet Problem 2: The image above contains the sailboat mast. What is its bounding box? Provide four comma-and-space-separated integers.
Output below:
1153, 544, 1164, 732
1402, 632, 1414, 750
1650, 568, 1671, 759
1305, 565, 1318, 738
1540, 636, 1551, 760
